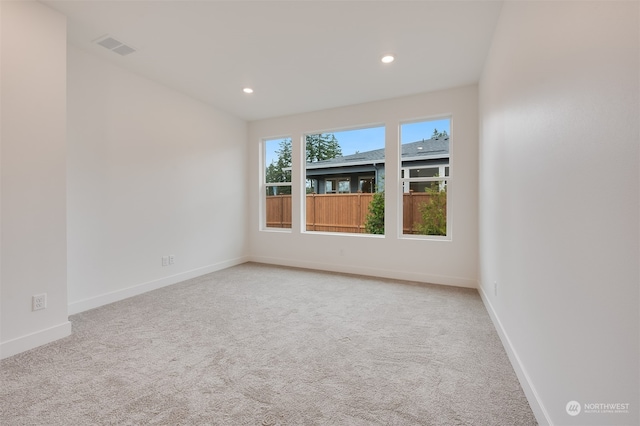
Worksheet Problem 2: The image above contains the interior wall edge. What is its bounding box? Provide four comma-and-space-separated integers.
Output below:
248, 255, 477, 289
67, 256, 250, 316
0, 321, 71, 360
478, 281, 552, 426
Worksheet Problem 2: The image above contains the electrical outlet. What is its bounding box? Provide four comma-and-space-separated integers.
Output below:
494, 281, 498, 297
169, 254, 175, 265
162, 256, 169, 267
33, 294, 47, 311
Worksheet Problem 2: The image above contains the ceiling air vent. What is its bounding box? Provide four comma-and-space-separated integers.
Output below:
94, 35, 136, 56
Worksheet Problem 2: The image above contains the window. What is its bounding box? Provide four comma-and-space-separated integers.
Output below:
400, 118, 450, 237
263, 137, 292, 229
402, 166, 449, 193
358, 176, 375, 193
325, 177, 351, 194
304, 126, 385, 234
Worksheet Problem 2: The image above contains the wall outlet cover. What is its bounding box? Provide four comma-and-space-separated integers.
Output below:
33, 294, 47, 311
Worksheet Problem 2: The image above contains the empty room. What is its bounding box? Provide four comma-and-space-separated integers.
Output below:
1, 1, 638, 425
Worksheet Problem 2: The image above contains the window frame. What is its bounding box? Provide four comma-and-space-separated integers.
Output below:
261, 136, 293, 232
358, 175, 375, 193
325, 177, 351, 194
399, 117, 452, 241
401, 165, 449, 193
302, 124, 386, 236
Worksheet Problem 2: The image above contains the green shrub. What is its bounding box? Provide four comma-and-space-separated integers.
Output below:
417, 184, 447, 236
364, 191, 385, 234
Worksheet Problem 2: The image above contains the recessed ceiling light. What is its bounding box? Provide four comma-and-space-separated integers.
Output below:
243, 88, 254, 94
381, 55, 395, 64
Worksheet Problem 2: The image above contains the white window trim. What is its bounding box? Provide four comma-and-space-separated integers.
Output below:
262, 137, 292, 232
401, 165, 449, 193
302, 124, 385, 236
265, 182, 292, 187
399, 116, 452, 241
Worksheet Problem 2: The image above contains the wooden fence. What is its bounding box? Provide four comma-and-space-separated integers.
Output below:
403, 192, 444, 234
265, 194, 292, 228
307, 193, 374, 233
265, 192, 444, 234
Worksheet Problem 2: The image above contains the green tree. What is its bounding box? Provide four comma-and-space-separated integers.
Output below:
266, 138, 292, 195
416, 183, 447, 236
431, 129, 448, 138
364, 190, 385, 234
267, 135, 343, 196
305, 133, 342, 162
364, 178, 385, 235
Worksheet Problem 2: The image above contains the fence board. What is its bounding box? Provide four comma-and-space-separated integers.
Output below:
265, 195, 292, 228
306, 193, 373, 233
265, 192, 445, 234
403, 192, 430, 234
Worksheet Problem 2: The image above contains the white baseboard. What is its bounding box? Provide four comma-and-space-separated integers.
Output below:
477, 282, 552, 426
68, 256, 249, 315
248, 255, 477, 289
0, 321, 72, 360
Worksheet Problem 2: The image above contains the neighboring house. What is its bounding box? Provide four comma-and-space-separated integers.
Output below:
305, 136, 450, 194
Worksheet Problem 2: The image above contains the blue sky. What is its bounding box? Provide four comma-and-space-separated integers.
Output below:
265, 118, 450, 164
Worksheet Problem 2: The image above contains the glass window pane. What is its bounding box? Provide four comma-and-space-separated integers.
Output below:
409, 181, 439, 193
264, 185, 292, 229
359, 177, 374, 193
400, 118, 450, 236
265, 138, 291, 183
264, 136, 292, 231
325, 180, 335, 193
338, 179, 350, 193
306, 179, 318, 194
402, 180, 447, 236
305, 127, 385, 234
409, 167, 439, 178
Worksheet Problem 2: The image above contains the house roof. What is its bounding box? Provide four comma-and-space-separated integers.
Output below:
306, 136, 449, 170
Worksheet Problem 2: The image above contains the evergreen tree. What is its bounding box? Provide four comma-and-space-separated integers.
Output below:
266, 138, 292, 195
305, 134, 342, 162
273, 138, 292, 182
267, 134, 343, 196
431, 129, 449, 138
364, 191, 385, 235
364, 178, 385, 234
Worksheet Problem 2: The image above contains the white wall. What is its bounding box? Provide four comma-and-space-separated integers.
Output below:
0, 1, 70, 358
479, 2, 639, 425
249, 85, 479, 287
67, 45, 248, 314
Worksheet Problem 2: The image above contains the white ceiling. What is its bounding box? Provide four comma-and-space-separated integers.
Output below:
43, 0, 503, 121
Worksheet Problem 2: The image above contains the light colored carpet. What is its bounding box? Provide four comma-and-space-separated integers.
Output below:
1, 263, 537, 425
